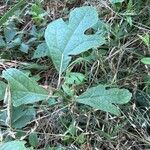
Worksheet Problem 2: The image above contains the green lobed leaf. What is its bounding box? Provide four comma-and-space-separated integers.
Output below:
76, 85, 132, 115
2, 68, 49, 107
45, 6, 105, 73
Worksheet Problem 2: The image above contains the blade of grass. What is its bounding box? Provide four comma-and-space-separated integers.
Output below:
0, 0, 25, 25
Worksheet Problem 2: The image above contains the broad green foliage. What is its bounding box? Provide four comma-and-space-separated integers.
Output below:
76, 85, 132, 115
45, 6, 105, 73
0, 140, 31, 150
141, 57, 150, 65
0, 3, 134, 149
0, 81, 6, 101
2, 68, 49, 107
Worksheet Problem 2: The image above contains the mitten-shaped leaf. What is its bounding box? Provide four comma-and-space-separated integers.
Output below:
76, 85, 132, 115
45, 6, 105, 73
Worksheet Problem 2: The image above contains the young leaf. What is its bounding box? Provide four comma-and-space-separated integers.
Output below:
31, 4, 45, 17
32, 43, 49, 59
4, 26, 17, 43
45, 6, 105, 73
76, 133, 85, 144
62, 84, 74, 96
29, 133, 38, 148
141, 57, 150, 65
64, 121, 76, 136
110, 0, 125, 4
0, 140, 28, 150
138, 33, 149, 48
31, 3, 47, 23
76, 85, 132, 115
0, 36, 6, 48
20, 43, 29, 53
65, 72, 85, 85
2, 68, 49, 107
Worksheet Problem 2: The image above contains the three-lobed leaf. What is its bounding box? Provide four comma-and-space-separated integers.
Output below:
45, 6, 105, 73
76, 85, 132, 115
2, 68, 49, 107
